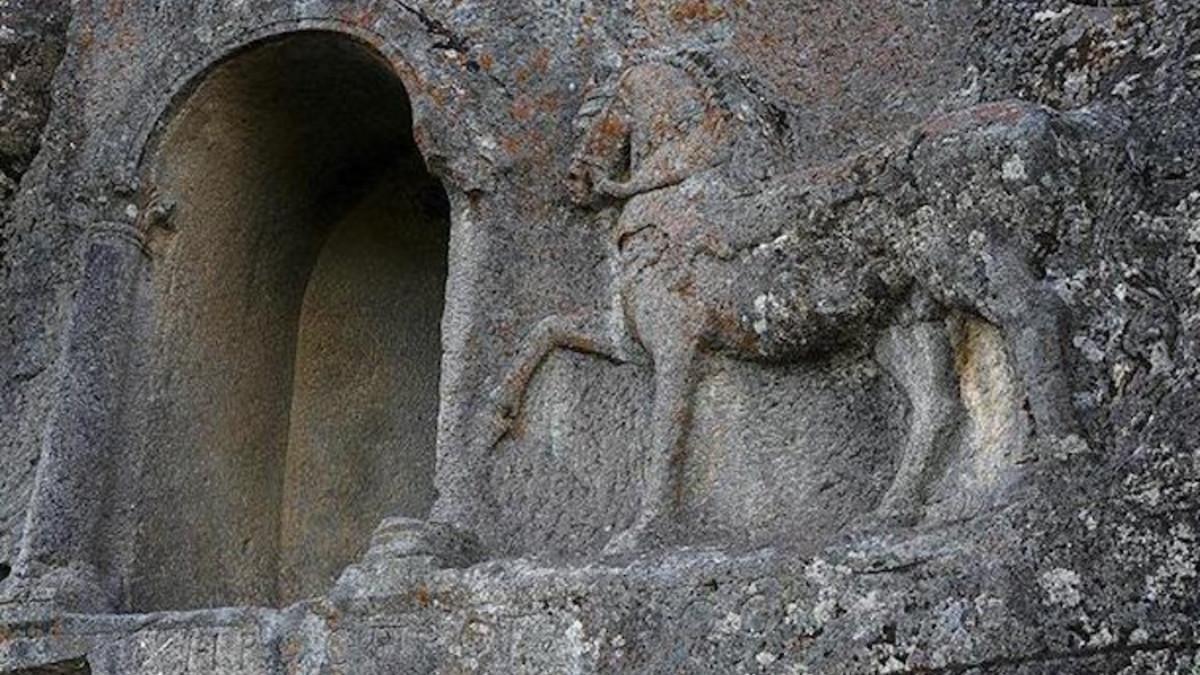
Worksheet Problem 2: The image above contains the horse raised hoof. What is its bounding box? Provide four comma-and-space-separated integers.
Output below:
601, 518, 663, 559
471, 383, 523, 452
846, 504, 923, 540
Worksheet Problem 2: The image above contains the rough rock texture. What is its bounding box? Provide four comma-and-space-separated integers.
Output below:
0, 0, 71, 585
1, 0, 1198, 673
0, 0, 68, 191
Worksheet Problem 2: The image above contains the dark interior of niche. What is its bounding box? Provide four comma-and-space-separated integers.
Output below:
125, 31, 450, 612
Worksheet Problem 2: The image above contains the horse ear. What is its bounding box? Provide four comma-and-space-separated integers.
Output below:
574, 94, 609, 130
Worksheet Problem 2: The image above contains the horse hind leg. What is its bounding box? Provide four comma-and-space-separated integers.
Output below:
872, 319, 964, 527
1007, 304, 1078, 442
977, 246, 1081, 444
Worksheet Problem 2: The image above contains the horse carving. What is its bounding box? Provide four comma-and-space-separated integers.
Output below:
482, 52, 1133, 554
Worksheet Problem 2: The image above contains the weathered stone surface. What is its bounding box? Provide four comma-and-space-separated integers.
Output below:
0, 0, 68, 186
0, 0, 71, 590
0, 0, 1197, 672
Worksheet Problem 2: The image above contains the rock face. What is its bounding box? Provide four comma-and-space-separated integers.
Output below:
0, 1, 1197, 673
0, 0, 71, 588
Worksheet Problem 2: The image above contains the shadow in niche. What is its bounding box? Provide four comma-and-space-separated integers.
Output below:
124, 32, 449, 612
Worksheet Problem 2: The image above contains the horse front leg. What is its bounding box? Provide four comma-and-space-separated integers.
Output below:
479, 313, 629, 452
604, 336, 700, 556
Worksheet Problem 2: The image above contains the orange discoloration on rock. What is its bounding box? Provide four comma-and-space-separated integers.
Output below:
716, 311, 757, 353
515, 49, 552, 85
510, 92, 559, 124
649, 111, 675, 140
115, 26, 137, 51
509, 409, 528, 440
414, 585, 432, 608
512, 96, 536, 122
672, 458, 688, 506
597, 113, 629, 142
671, 275, 696, 297
538, 92, 561, 114
478, 52, 494, 71
106, 0, 125, 20
530, 48, 551, 74
281, 636, 303, 661
671, 0, 727, 23
336, 4, 372, 27
700, 108, 726, 134
78, 26, 95, 52
325, 608, 342, 629
572, 334, 601, 353
500, 134, 524, 156
425, 86, 449, 107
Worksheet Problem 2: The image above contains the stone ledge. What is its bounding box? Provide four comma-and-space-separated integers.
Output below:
1, 511, 1194, 673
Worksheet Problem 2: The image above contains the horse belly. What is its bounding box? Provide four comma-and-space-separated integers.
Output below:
716, 236, 897, 362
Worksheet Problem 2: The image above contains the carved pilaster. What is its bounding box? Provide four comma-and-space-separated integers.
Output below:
9, 221, 149, 614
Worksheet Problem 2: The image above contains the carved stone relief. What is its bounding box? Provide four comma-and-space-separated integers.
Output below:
481, 53, 1133, 557
2, 0, 1196, 671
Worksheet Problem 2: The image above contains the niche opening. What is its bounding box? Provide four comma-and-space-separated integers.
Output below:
128, 32, 448, 611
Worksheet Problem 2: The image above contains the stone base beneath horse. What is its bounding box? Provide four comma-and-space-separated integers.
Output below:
2, 477, 1195, 674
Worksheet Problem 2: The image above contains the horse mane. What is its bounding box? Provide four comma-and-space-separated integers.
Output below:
667, 49, 801, 176
572, 48, 800, 178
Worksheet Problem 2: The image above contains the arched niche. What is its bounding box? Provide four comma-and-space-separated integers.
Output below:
126, 31, 448, 611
